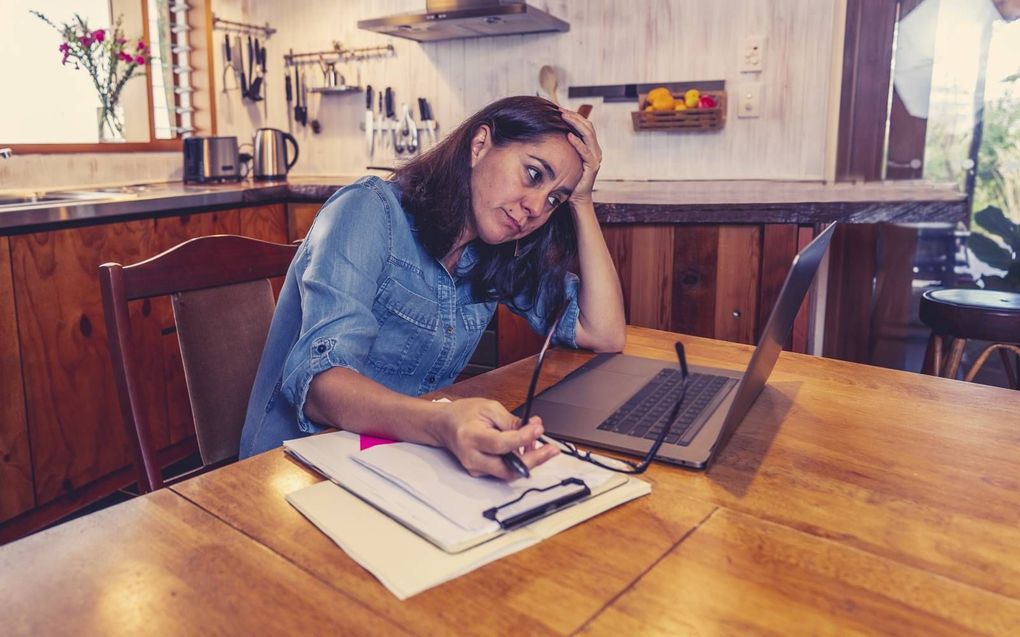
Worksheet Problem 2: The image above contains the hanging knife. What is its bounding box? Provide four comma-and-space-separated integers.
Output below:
365, 85, 374, 158
422, 98, 437, 146
285, 67, 293, 131
237, 36, 248, 99
385, 87, 398, 152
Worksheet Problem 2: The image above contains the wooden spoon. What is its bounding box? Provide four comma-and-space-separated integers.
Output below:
539, 65, 559, 105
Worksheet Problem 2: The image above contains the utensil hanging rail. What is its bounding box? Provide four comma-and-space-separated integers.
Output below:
284, 41, 394, 67
212, 15, 276, 37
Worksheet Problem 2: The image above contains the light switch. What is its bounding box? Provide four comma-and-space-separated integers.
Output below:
738, 83, 762, 118
739, 35, 765, 73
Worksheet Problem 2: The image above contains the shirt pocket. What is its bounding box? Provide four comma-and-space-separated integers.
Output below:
449, 302, 494, 377
367, 277, 439, 376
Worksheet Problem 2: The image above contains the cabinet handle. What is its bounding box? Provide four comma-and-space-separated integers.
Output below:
731, 310, 742, 319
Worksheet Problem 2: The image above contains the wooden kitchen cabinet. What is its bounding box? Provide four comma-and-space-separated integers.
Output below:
2, 205, 286, 538
0, 237, 34, 522
604, 223, 812, 350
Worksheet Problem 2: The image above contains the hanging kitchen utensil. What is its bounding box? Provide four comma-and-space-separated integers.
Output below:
400, 103, 419, 154
248, 37, 264, 102
365, 85, 375, 158
378, 91, 387, 152
285, 67, 293, 131
385, 87, 401, 153
260, 42, 268, 118
539, 65, 559, 105
300, 69, 309, 127
418, 97, 437, 147
237, 36, 248, 99
221, 34, 234, 94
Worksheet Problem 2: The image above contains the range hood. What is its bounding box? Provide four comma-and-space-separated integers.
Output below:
357, 0, 569, 42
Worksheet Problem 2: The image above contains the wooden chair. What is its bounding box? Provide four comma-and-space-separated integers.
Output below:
920, 288, 1020, 388
99, 234, 298, 493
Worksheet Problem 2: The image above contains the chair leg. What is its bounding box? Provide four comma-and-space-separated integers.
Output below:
942, 337, 966, 379
921, 332, 944, 376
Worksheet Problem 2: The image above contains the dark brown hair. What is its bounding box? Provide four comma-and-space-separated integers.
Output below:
392, 95, 581, 324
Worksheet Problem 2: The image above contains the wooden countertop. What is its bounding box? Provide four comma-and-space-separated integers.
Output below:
3, 326, 1018, 634
0, 176, 966, 233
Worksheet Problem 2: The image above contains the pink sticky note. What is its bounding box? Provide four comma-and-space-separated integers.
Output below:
360, 435, 396, 451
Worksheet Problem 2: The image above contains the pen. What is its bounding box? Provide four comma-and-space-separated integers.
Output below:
502, 449, 530, 479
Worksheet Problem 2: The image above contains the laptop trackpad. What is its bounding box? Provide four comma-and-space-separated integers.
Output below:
533, 353, 673, 411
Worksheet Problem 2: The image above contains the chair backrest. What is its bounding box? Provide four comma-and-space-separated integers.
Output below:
99, 234, 298, 493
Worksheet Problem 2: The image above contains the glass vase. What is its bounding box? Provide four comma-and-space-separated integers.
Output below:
97, 104, 125, 143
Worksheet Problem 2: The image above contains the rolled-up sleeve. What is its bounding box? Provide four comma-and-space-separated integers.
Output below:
280, 183, 391, 432
509, 271, 581, 348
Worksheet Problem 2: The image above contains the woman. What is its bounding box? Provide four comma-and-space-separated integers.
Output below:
239, 96, 626, 479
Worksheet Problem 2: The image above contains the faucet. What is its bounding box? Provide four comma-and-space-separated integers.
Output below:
0, 148, 11, 159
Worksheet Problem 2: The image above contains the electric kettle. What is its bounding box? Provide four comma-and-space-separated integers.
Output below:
252, 128, 299, 180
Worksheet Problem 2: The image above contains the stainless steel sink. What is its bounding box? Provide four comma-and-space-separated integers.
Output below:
0, 189, 131, 211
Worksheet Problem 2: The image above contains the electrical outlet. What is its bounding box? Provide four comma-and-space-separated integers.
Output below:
739, 35, 765, 73
737, 83, 762, 118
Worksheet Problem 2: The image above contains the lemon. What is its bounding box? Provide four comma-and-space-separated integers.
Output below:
674, 102, 688, 111
684, 89, 701, 108
647, 87, 672, 102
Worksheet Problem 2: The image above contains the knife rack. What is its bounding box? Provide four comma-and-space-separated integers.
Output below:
212, 15, 276, 37
284, 42, 395, 68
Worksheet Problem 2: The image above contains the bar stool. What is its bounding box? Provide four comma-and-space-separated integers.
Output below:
920, 288, 1020, 388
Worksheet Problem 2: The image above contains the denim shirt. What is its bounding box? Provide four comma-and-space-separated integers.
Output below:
239, 176, 581, 457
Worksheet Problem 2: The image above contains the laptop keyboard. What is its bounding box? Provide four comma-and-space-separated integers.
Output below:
596, 369, 730, 447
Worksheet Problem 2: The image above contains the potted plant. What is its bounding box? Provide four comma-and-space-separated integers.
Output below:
31, 11, 151, 141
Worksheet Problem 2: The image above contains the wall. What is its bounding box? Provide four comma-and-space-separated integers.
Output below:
2, 0, 839, 189
215, 0, 839, 180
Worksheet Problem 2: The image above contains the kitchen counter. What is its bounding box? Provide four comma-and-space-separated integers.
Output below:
0, 176, 967, 233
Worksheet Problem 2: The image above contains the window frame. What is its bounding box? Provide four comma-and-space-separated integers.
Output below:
3, 0, 214, 154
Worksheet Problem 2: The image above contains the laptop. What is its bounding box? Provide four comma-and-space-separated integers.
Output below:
527, 222, 836, 470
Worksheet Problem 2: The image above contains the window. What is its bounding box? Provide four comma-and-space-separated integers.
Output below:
0, 0, 193, 148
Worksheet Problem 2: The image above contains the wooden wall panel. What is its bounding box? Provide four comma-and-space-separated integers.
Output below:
714, 226, 761, 344
757, 224, 800, 346
601, 226, 633, 325
625, 225, 675, 331
0, 237, 35, 522
823, 223, 879, 362
671, 225, 720, 339
495, 305, 543, 366
791, 226, 816, 353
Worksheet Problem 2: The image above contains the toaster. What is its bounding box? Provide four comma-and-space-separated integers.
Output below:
183, 136, 242, 183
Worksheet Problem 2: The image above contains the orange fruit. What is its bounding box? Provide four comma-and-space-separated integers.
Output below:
647, 87, 672, 102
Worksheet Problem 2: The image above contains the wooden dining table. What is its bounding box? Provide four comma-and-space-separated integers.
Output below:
3, 326, 1020, 635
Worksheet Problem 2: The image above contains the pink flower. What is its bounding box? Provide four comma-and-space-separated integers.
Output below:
135, 55, 145, 65
117, 36, 127, 44
93, 29, 105, 43
79, 35, 93, 47
136, 41, 147, 51
119, 51, 133, 62
58, 42, 69, 53
62, 53, 69, 65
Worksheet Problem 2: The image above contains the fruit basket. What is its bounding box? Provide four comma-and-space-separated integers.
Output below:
631, 89, 726, 132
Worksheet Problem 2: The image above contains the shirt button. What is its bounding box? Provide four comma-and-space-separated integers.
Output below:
446, 325, 454, 335
316, 344, 327, 353
427, 375, 436, 383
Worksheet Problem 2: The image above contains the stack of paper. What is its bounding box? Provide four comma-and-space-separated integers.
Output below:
284, 431, 650, 599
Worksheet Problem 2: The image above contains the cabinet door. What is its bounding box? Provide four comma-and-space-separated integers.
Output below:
0, 237, 35, 521
11, 219, 161, 505
11, 205, 289, 506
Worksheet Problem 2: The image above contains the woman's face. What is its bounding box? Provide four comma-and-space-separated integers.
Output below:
468, 126, 583, 245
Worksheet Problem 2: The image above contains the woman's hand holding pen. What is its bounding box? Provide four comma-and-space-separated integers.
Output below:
432, 398, 559, 480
